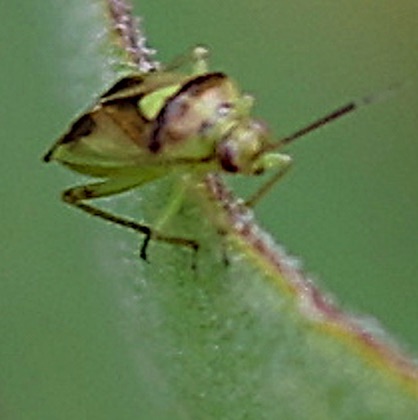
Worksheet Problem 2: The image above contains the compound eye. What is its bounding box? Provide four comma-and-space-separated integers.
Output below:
218, 140, 239, 173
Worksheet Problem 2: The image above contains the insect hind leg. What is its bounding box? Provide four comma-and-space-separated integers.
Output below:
61, 179, 199, 263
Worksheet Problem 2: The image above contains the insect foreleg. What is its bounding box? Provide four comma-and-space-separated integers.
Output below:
245, 156, 293, 208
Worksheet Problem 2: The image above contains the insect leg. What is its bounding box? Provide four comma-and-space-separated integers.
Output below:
245, 157, 293, 208
191, 45, 210, 74
61, 178, 199, 261
154, 179, 188, 230
163, 45, 209, 74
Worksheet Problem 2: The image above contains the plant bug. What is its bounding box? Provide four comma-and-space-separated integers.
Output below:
43, 46, 393, 261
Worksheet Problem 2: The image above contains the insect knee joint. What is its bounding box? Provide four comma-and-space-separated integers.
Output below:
62, 189, 79, 204
62, 186, 94, 204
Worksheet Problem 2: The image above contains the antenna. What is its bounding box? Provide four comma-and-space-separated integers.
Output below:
246, 80, 411, 207
263, 80, 409, 153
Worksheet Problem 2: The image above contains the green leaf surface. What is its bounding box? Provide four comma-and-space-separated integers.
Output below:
114, 172, 418, 418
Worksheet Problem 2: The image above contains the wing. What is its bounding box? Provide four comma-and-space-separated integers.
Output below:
43, 100, 161, 178
43, 72, 191, 178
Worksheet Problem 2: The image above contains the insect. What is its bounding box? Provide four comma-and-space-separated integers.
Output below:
43, 46, 381, 261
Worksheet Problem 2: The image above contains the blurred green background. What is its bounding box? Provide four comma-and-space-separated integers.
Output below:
1, 0, 417, 418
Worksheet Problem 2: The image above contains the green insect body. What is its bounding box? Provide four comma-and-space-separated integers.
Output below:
45, 45, 367, 259
45, 60, 287, 180
43, 48, 290, 259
